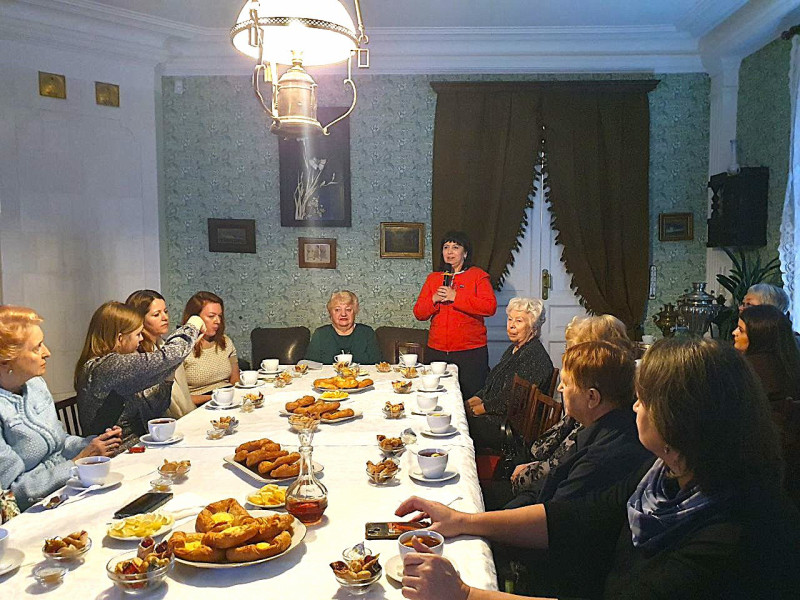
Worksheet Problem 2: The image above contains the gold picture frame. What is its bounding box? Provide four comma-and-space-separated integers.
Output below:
380, 222, 425, 259
658, 212, 694, 242
95, 82, 120, 107
38, 72, 66, 99
299, 237, 337, 269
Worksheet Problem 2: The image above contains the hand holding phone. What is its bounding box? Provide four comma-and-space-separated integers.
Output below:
365, 520, 429, 540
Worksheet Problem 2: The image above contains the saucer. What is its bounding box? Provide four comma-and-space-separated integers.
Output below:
420, 426, 459, 438
235, 382, 262, 389
0, 548, 25, 577
206, 400, 242, 410
258, 369, 281, 376
140, 433, 184, 446
385, 554, 404, 583
409, 468, 459, 483
417, 385, 446, 393
396, 363, 424, 370
66, 471, 124, 491
411, 405, 440, 416
428, 371, 452, 378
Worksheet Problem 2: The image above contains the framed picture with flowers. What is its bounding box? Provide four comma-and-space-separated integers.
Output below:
279, 107, 351, 227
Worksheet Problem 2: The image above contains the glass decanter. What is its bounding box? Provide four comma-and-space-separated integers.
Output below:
286, 444, 328, 525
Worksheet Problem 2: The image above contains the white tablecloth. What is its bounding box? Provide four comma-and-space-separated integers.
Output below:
0, 365, 497, 598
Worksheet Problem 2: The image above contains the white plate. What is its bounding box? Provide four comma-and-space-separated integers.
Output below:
411, 405, 440, 416
320, 410, 363, 424
409, 468, 459, 483
66, 471, 125, 491
417, 385, 446, 393
107, 513, 175, 541
234, 382, 263, 389
205, 400, 242, 410
223, 454, 324, 485
430, 371, 453, 378
173, 510, 306, 569
258, 369, 281, 376
420, 426, 459, 438
0, 548, 25, 577
312, 384, 374, 394
395, 363, 424, 370
140, 433, 184, 446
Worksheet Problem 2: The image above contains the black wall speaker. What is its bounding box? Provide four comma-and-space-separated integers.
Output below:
707, 167, 769, 248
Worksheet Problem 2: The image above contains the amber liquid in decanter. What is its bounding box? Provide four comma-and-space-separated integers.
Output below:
285, 444, 328, 525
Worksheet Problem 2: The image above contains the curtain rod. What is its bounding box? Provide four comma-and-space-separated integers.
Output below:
430, 80, 659, 94
781, 25, 800, 40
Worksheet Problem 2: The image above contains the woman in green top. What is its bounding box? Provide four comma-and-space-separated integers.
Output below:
305, 291, 381, 364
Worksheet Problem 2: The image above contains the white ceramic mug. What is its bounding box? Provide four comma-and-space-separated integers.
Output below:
430, 361, 447, 375
420, 374, 440, 391
240, 370, 259, 386
416, 392, 438, 413
213, 386, 234, 406
261, 358, 279, 372
148, 418, 176, 442
642, 334, 655, 345
0, 527, 8, 561
400, 353, 418, 367
416, 448, 449, 479
334, 353, 352, 365
397, 529, 444, 558
426, 412, 452, 433
70, 456, 111, 486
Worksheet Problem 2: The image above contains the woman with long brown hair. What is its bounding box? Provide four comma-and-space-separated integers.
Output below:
75, 302, 204, 448
126, 290, 194, 418
181, 292, 239, 405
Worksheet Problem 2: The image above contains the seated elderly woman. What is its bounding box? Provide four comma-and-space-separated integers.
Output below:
509, 314, 634, 501
76, 302, 205, 449
504, 341, 651, 509
396, 338, 800, 599
305, 290, 381, 364
465, 297, 554, 451
740, 282, 790, 314
0, 306, 122, 510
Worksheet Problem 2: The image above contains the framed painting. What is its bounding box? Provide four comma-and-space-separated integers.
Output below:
208, 219, 256, 253
280, 107, 351, 227
658, 213, 693, 242
298, 237, 337, 269
380, 222, 425, 258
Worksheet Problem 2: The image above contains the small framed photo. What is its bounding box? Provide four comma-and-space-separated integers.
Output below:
299, 237, 337, 269
658, 212, 693, 242
380, 222, 425, 259
208, 219, 256, 253
39, 72, 66, 99
95, 82, 120, 107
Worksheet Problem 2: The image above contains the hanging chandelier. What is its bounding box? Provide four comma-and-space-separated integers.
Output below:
230, 0, 369, 139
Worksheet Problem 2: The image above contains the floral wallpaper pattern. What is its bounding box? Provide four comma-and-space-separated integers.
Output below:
738, 37, 791, 262
161, 72, 710, 356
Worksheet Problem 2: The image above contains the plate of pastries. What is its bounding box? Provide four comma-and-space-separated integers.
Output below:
224, 438, 323, 484
280, 395, 361, 423
167, 498, 305, 568
312, 375, 374, 393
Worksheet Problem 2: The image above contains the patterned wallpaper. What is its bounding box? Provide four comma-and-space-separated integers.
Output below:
161, 72, 710, 356
738, 37, 791, 261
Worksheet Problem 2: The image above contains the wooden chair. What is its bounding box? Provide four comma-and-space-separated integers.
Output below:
547, 367, 560, 397
395, 341, 426, 364
375, 326, 429, 363
55, 396, 82, 436
250, 326, 311, 366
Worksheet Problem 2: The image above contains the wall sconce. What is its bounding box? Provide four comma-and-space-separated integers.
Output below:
230, 0, 369, 139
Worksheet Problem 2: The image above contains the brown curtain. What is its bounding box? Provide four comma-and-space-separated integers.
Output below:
430, 84, 541, 288
541, 82, 656, 332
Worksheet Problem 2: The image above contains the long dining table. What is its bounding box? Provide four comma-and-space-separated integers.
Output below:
0, 364, 498, 598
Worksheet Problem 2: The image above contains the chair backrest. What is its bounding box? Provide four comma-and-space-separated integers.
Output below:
375, 326, 429, 363
506, 375, 534, 435
547, 367, 560, 397
250, 326, 311, 366
522, 386, 564, 446
55, 396, 82, 436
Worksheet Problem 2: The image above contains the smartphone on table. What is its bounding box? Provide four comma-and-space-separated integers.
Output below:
365, 521, 429, 540
114, 492, 173, 519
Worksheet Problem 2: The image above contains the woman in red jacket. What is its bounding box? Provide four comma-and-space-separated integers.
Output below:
414, 231, 497, 398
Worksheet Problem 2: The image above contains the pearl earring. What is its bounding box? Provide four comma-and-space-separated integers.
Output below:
7, 369, 12, 374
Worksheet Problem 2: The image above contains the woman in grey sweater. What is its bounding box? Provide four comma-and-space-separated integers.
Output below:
75, 301, 205, 449
0, 306, 121, 510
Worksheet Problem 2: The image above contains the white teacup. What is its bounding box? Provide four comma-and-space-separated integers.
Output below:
417, 448, 449, 479
70, 456, 111, 486
0, 527, 8, 561
426, 412, 452, 433
261, 358, 280, 372
430, 361, 447, 375
400, 353, 418, 367
334, 353, 353, 365
240, 370, 259, 386
398, 529, 444, 558
148, 418, 176, 442
416, 393, 438, 413
213, 386, 234, 406
420, 374, 440, 391
641, 334, 655, 345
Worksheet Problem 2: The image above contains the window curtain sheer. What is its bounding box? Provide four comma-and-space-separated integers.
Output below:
430, 84, 542, 288
780, 37, 800, 329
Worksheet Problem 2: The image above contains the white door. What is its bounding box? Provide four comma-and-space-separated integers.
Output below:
486, 185, 588, 369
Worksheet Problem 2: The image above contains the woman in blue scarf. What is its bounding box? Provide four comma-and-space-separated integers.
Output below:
394, 337, 799, 599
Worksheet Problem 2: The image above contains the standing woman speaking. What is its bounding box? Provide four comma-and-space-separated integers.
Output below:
414, 231, 497, 398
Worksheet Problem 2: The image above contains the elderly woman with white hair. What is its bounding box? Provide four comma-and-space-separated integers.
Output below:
466, 297, 554, 450
305, 290, 381, 364
740, 283, 790, 314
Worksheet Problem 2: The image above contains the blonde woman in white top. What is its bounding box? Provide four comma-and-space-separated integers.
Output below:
181, 291, 240, 405
125, 290, 195, 418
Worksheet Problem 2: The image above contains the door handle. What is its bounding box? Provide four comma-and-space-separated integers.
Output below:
541, 269, 551, 300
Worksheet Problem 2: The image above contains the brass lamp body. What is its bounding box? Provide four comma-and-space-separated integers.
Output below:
272, 58, 323, 138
